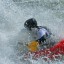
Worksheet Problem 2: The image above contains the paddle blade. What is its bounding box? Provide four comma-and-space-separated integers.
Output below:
27, 41, 39, 52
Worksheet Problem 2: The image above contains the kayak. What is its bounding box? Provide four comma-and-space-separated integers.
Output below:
24, 39, 64, 60
33, 39, 64, 59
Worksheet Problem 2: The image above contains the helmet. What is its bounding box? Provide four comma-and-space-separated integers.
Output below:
24, 18, 37, 30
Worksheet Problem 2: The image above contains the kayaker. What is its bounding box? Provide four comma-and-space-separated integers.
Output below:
24, 18, 53, 52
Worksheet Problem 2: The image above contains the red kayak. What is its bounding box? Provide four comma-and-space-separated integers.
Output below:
33, 39, 64, 59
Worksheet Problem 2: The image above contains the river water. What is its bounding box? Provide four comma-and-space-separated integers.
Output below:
0, 0, 64, 64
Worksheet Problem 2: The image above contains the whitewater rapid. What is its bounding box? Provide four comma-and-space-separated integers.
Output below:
0, 0, 64, 64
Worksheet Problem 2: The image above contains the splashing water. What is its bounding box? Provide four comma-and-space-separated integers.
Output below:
0, 0, 64, 64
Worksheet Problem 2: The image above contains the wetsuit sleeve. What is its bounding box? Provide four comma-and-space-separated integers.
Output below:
36, 35, 46, 45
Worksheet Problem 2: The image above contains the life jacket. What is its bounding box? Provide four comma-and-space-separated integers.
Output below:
36, 26, 51, 39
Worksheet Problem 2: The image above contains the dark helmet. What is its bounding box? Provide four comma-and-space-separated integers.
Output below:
24, 18, 37, 30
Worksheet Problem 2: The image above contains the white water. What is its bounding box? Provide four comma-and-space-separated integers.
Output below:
0, 0, 64, 64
